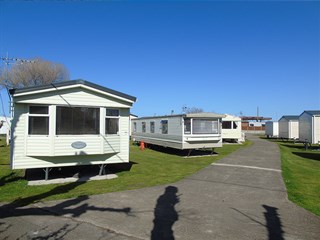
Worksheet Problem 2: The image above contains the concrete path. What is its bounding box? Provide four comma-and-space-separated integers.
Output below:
1, 135, 319, 239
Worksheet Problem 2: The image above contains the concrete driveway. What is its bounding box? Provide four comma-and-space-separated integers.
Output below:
1, 135, 319, 239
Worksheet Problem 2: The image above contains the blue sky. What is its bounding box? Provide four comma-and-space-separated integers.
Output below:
0, 1, 319, 121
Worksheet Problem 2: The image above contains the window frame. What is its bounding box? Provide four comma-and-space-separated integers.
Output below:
142, 122, 146, 133
28, 105, 49, 135
150, 121, 155, 133
161, 120, 168, 134
56, 106, 100, 135
192, 118, 219, 134
105, 108, 120, 135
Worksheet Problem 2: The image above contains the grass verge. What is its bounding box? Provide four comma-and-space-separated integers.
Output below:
271, 139, 320, 216
0, 138, 250, 205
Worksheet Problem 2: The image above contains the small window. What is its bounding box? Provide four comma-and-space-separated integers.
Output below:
142, 122, 146, 133
133, 122, 137, 132
249, 123, 254, 127
222, 121, 232, 129
184, 118, 191, 134
161, 120, 168, 134
29, 106, 49, 135
233, 122, 238, 129
105, 109, 119, 135
150, 121, 155, 133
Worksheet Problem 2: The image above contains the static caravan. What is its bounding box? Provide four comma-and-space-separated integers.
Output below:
10, 80, 136, 178
132, 112, 225, 150
221, 114, 244, 143
265, 121, 279, 138
299, 110, 320, 144
278, 115, 299, 139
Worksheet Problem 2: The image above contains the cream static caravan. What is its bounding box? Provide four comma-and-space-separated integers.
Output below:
9, 80, 136, 177
221, 114, 244, 143
132, 112, 225, 150
299, 110, 320, 144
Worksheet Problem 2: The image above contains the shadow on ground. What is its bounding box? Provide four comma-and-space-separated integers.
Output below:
151, 186, 180, 240
0, 179, 133, 239
292, 152, 320, 161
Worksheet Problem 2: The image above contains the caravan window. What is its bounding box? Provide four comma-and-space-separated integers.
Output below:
56, 106, 100, 135
184, 118, 191, 134
161, 120, 168, 134
193, 119, 218, 134
222, 121, 232, 129
105, 109, 119, 134
222, 121, 238, 129
142, 122, 146, 133
28, 106, 49, 135
150, 121, 155, 133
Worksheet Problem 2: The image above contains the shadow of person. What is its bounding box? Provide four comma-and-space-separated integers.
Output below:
262, 204, 284, 240
151, 186, 179, 240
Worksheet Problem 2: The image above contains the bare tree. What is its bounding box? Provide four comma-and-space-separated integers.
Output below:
0, 58, 69, 89
184, 107, 204, 114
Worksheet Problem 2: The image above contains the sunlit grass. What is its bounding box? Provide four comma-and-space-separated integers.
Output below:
0, 137, 249, 205
271, 139, 320, 216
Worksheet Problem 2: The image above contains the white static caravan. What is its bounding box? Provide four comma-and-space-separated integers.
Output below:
132, 112, 225, 150
278, 115, 299, 139
299, 110, 320, 144
221, 114, 244, 143
0, 116, 11, 135
265, 121, 279, 138
9, 80, 136, 178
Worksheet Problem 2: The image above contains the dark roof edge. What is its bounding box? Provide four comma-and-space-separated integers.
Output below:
10, 79, 137, 102
300, 110, 320, 116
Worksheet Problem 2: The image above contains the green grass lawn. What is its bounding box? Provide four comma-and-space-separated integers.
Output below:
0, 138, 249, 205
272, 139, 320, 216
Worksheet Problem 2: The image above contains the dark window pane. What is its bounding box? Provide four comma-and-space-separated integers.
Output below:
184, 118, 191, 134
106, 109, 119, 116
29, 106, 48, 114
150, 122, 155, 133
105, 118, 119, 134
56, 107, 100, 135
161, 120, 168, 134
142, 122, 146, 133
233, 122, 238, 129
29, 117, 49, 135
222, 121, 232, 129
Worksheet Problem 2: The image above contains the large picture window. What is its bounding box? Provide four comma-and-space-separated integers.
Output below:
28, 106, 49, 135
105, 109, 119, 135
56, 106, 100, 135
192, 119, 218, 134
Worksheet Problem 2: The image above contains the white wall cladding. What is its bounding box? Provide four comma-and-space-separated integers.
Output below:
14, 88, 132, 108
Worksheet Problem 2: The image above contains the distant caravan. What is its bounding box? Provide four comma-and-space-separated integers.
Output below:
131, 112, 225, 151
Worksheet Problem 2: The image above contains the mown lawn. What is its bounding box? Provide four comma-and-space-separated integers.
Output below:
273, 139, 320, 216
0, 137, 250, 205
